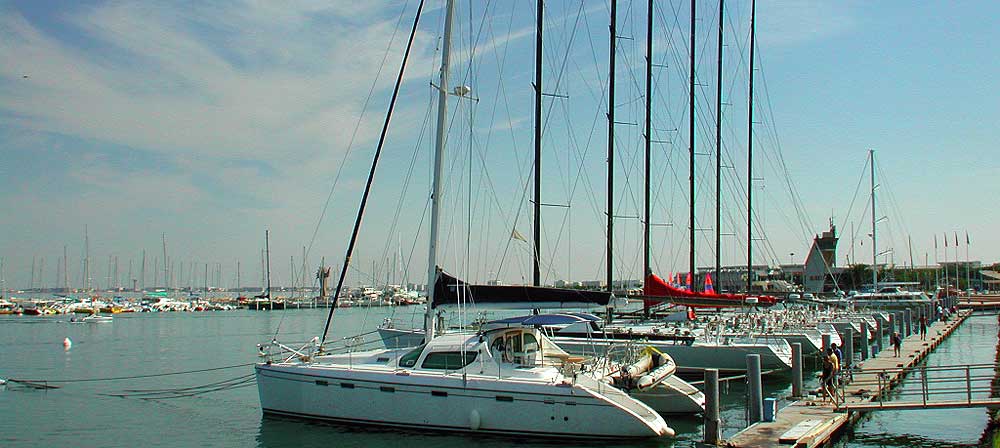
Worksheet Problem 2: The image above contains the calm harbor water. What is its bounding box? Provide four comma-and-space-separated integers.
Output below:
0, 306, 994, 447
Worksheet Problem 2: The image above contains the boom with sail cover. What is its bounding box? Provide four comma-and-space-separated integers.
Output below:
432, 269, 614, 309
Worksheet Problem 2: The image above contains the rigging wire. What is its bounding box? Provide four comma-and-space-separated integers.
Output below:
319, 0, 427, 347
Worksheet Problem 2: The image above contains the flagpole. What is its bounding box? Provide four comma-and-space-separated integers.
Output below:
954, 232, 959, 293
965, 231, 971, 291
933, 234, 939, 290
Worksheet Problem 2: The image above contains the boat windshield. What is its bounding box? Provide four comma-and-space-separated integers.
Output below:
399, 344, 426, 368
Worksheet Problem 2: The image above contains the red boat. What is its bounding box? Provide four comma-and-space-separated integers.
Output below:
641, 272, 779, 308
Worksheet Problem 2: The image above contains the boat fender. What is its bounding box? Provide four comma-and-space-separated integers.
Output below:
63, 337, 72, 350
469, 409, 481, 431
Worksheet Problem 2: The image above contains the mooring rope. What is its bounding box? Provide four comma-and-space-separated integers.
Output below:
5, 362, 255, 384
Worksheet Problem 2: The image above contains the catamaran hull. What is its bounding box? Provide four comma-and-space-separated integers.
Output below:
255, 364, 672, 439
632, 376, 706, 415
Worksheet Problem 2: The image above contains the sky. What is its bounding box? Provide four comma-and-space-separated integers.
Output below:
1, 0, 998, 290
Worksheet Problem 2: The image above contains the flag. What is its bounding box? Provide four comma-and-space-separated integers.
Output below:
954, 232, 959, 247
966, 231, 970, 245
510, 228, 527, 242
944, 232, 948, 247
934, 234, 938, 249
704, 273, 715, 293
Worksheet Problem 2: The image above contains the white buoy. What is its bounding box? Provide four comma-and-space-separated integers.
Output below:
63, 337, 72, 350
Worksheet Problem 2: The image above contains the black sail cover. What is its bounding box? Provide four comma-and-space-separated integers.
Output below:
431, 269, 613, 309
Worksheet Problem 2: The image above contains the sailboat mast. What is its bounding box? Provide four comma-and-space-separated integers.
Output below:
161, 233, 168, 291
140, 249, 145, 291
745, 0, 756, 293
870, 149, 877, 292
64, 245, 69, 292
84, 225, 90, 291
533, 0, 543, 287
607, 0, 617, 293
265, 230, 271, 298
715, 0, 724, 285
424, 0, 455, 341
643, 0, 651, 283
688, 0, 696, 290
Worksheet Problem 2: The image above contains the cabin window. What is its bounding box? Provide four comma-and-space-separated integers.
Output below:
520, 333, 539, 365
507, 334, 523, 354
398, 344, 426, 368
420, 351, 479, 370
523, 333, 538, 354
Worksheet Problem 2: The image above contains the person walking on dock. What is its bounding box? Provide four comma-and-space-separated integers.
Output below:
821, 348, 839, 402
919, 315, 928, 341
891, 331, 902, 357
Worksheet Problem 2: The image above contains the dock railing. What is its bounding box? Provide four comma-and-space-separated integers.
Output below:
834, 362, 1000, 412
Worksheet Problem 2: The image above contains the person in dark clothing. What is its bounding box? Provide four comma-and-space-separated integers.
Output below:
891, 331, 902, 356
919, 315, 928, 340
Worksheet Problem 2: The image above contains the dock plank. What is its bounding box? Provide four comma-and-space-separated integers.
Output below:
777, 419, 823, 444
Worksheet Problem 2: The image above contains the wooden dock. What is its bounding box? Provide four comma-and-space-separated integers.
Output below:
726, 309, 973, 448
959, 295, 1000, 311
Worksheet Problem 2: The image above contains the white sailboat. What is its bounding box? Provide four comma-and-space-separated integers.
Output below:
72, 226, 112, 323
254, 0, 672, 439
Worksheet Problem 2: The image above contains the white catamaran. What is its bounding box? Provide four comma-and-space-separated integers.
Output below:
254, 0, 673, 438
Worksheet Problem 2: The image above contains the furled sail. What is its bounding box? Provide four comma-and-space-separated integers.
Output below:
432, 269, 613, 309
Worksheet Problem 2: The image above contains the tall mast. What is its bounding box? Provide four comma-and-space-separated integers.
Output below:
908, 235, 914, 270
745, 0, 756, 293
140, 249, 145, 291
870, 149, 877, 292
642, 0, 652, 285
688, 0, 696, 290
64, 245, 69, 292
237, 260, 241, 293
161, 233, 168, 291
84, 225, 90, 291
533, 0, 543, 287
265, 230, 271, 298
715, 0, 724, 285
425, 0, 456, 341
607, 0, 617, 293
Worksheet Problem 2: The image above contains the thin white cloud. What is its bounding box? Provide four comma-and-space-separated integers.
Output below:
0, 1, 437, 165
757, 0, 858, 48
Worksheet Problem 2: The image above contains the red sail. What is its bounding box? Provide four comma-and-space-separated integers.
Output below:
642, 272, 778, 307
